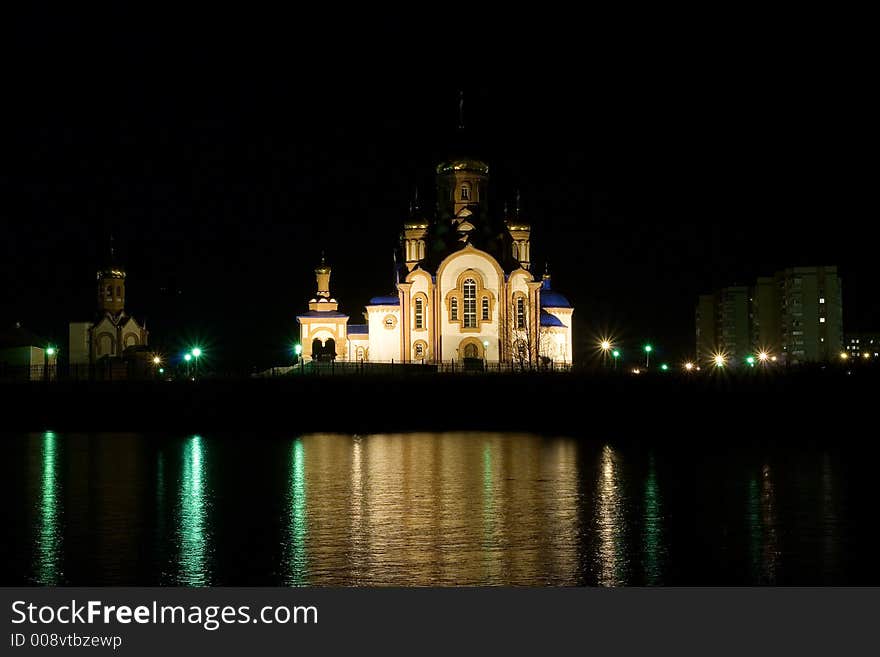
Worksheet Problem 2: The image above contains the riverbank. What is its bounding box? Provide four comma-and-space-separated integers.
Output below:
2, 368, 871, 437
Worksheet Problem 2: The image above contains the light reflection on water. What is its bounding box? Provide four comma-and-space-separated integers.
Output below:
33, 431, 62, 585
174, 435, 211, 586
9, 431, 861, 586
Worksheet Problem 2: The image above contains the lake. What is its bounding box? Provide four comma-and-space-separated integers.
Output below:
1, 431, 872, 585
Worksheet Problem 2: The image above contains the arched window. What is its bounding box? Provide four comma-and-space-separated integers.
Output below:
460, 183, 470, 201
516, 297, 526, 329
464, 343, 478, 359
414, 298, 424, 329
463, 278, 477, 328
482, 297, 489, 321
450, 297, 458, 321
414, 342, 424, 359
106, 285, 112, 298
512, 242, 519, 260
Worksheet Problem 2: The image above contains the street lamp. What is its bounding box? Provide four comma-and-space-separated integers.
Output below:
294, 343, 303, 365
644, 344, 653, 368
745, 356, 756, 367
612, 349, 620, 371
483, 340, 489, 369
190, 347, 202, 378
684, 361, 694, 372
660, 363, 669, 371
599, 339, 612, 368
46, 347, 56, 356
758, 351, 770, 363
713, 353, 726, 368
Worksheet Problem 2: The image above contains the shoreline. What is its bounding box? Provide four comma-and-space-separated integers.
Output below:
2, 369, 871, 437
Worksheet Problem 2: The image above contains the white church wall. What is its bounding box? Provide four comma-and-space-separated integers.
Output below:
543, 308, 574, 363
367, 306, 401, 361
438, 250, 503, 362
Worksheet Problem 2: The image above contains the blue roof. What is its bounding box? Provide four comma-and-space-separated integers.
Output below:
540, 291, 571, 308
368, 295, 399, 305
296, 311, 348, 319
348, 324, 369, 335
540, 310, 566, 328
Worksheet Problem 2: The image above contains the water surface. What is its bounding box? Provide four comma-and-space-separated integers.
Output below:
1, 432, 871, 585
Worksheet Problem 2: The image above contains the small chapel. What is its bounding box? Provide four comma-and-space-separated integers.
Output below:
297, 141, 574, 367
68, 244, 149, 369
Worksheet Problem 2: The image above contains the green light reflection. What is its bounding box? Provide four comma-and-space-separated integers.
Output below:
36, 431, 62, 585
642, 455, 664, 585
285, 437, 309, 585
177, 435, 210, 586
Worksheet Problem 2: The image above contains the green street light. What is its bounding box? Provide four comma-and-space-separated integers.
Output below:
46, 347, 56, 356
612, 350, 620, 358
644, 344, 653, 367
294, 343, 302, 356
158, 367, 165, 374
184, 354, 192, 362
745, 355, 756, 366
660, 363, 669, 371
191, 347, 202, 358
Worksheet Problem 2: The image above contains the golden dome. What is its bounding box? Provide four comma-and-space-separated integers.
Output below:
436, 158, 489, 175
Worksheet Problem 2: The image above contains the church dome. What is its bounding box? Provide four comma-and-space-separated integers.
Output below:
368, 295, 400, 306
436, 158, 489, 175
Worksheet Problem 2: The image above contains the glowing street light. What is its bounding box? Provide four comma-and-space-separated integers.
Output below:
660, 363, 669, 371
191, 348, 202, 358
684, 361, 694, 371
184, 353, 192, 362
643, 344, 653, 368
758, 351, 770, 363
745, 356, 756, 367
713, 353, 726, 368
611, 349, 620, 371
152, 356, 161, 365
599, 339, 612, 368
839, 352, 848, 360
46, 347, 56, 356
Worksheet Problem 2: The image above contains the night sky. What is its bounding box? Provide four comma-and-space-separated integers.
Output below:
3, 9, 875, 370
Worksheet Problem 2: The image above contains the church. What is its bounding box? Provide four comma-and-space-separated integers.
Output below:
68, 246, 149, 370
297, 149, 574, 367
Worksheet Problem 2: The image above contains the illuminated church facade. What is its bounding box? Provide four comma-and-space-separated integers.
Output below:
297, 154, 574, 366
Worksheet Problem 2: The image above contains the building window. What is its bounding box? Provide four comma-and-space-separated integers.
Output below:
106, 285, 112, 298
820, 317, 826, 323
512, 242, 519, 260
414, 342, 424, 359
450, 298, 458, 321
819, 297, 825, 304
516, 297, 526, 329
482, 297, 489, 321
415, 298, 424, 329
463, 278, 477, 328
460, 184, 470, 201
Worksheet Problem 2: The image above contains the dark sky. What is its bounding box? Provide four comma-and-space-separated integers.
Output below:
2, 9, 876, 370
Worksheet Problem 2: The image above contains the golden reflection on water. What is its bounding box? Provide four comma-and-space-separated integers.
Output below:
595, 444, 627, 586
283, 433, 583, 586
